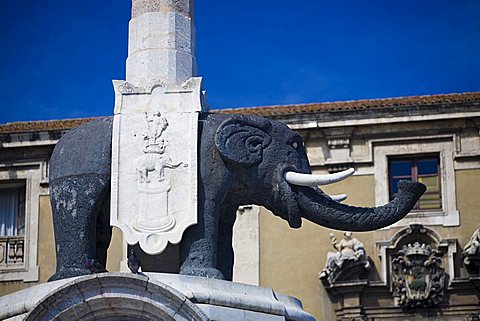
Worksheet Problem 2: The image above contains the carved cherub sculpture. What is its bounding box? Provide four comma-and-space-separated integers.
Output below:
320, 231, 366, 279
135, 112, 185, 183
464, 228, 480, 255
462, 228, 480, 275
143, 111, 168, 146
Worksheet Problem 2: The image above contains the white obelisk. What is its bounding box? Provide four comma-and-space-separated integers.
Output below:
127, 0, 197, 87
111, 0, 208, 254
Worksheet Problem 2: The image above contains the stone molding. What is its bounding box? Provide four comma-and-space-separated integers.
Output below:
25, 273, 208, 321
320, 127, 355, 171
374, 138, 460, 227
221, 92, 480, 118
232, 205, 260, 285
0, 163, 42, 283
0, 272, 316, 321
303, 127, 480, 185
290, 111, 480, 174
273, 100, 480, 130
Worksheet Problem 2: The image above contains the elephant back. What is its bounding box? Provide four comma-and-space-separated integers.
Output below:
50, 117, 113, 181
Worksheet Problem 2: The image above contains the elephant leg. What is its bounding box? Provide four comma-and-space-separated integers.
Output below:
180, 198, 225, 279
48, 174, 109, 281
216, 205, 238, 281
95, 191, 112, 268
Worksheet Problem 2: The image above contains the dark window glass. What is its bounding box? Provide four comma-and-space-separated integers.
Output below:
417, 159, 438, 175
389, 156, 441, 211
390, 160, 413, 177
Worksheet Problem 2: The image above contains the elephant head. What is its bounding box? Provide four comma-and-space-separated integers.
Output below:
211, 114, 426, 231
182, 113, 425, 278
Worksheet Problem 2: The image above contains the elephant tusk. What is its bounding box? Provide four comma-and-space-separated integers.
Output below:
284, 168, 355, 187
329, 194, 347, 202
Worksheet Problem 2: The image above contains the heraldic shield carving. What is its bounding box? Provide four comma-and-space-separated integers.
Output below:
391, 242, 447, 308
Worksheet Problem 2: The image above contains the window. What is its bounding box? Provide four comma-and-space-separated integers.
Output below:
0, 166, 41, 282
389, 156, 441, 210
0, 182, 26, 269
374, 139, 459, 227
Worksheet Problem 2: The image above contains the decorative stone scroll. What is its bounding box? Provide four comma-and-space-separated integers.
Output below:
391, 242, 447, 308
111, 77, 208, 254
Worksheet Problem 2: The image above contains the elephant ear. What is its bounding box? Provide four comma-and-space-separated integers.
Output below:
215, 115, 272, 167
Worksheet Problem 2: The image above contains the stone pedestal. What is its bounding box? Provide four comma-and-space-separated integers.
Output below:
134, 178, 175, 232
0, 273, 315, 321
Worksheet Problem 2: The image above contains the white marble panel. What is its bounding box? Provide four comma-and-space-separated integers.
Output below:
111, 77, 207, 255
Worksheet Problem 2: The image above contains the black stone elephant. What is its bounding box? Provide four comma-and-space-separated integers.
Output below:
48, 114, 425, 281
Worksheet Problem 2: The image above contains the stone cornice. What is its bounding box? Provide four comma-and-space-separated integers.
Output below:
218, 92, 480, 118
1, 92, 479, 134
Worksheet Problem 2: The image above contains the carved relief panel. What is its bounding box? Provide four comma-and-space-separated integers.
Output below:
111, 77, 207, 254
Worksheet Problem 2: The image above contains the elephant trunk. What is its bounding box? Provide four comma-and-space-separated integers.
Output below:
296, 180, 426, 231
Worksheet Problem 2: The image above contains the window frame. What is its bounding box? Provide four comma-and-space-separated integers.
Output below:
0, 165, 40, 282
0, 181, 27, 270
388, 154, 442, 212
374, 139, 459, 228
0, 181, 26, 236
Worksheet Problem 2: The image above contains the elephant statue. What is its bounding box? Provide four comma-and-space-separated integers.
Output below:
48, 114, 425, 281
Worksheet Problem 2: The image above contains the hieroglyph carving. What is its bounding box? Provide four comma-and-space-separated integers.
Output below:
391, 242, 446, 307
111, 77, 206, 254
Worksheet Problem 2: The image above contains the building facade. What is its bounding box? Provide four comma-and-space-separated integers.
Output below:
1, 92, 479, 320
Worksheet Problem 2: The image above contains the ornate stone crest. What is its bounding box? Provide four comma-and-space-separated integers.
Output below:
391, 242, 446, 307
111, 77, 207, 254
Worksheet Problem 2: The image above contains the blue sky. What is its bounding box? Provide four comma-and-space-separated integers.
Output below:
0, 0, 479, 123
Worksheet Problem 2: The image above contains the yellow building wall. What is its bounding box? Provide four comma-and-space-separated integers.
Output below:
259, 174, 376, 320
38, 195, 56, 282
453, 169, 480, 248
107, 227, 124, 271
258, 168, 480, 320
